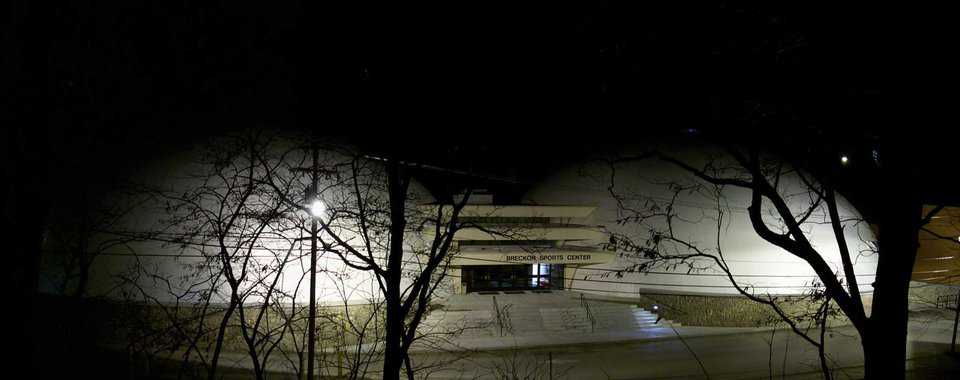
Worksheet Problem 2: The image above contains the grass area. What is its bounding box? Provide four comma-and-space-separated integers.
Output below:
634, 292, 862, 327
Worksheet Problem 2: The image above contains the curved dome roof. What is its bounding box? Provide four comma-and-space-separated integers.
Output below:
64, 140, 437, 305
522, 147, 877, 296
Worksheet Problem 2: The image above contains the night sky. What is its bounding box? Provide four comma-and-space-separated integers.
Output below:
4, 1, 955, 215
27, 2, 928, 148
11, 1, 951, 211
3, 1, 955, 221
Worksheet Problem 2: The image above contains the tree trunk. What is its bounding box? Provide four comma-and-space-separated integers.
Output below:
383, 288, 403, 380
208, 301, 238, 380
863, 150, 921, 380
383, 160, 408, 380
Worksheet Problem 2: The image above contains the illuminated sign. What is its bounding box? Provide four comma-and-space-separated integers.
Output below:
504, 254, 596, 263
452, 251, 613, 266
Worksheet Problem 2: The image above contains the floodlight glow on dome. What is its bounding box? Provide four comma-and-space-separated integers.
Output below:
309, 199, 326, 218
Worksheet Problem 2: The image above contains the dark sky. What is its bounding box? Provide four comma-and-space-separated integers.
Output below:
37, 2, 904, 136
11, 1, 956, 201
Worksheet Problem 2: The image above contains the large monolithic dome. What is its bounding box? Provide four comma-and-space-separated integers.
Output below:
41, 136, 878, 309
520, 147, 877, 298
40, 137, 439, 305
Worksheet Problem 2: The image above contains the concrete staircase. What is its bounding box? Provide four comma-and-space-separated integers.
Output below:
420, 291, 679, 338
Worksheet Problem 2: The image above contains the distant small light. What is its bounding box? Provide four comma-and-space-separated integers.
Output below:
310, 199, 326, 218
652, 304, 660, 311
840, 155, 849, 165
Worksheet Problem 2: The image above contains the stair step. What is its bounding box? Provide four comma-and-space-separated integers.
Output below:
423, 293, 682, 337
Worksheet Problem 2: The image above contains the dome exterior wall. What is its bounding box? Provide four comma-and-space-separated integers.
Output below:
44, 139, 438, 306
522, 150, 877, 297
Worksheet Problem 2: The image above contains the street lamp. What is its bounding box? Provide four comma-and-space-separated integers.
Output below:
297, 138, 327, 380
304, 186, 324, 379
309, 198, 326, 218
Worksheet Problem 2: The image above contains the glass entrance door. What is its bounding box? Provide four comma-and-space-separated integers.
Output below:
463, 264, 564, 292
530, 263, 564, 290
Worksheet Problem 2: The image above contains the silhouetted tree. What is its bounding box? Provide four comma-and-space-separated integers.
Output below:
259, 139, 479, 380
602, 134, 940, 379
113, 132, 317, 379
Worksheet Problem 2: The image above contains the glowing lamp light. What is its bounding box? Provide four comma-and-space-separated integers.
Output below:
309, 199, 326, 218
840, 155, 849, 165
652, 304, 660, 311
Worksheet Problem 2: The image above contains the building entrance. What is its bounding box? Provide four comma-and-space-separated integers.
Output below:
462, 264, 564, 293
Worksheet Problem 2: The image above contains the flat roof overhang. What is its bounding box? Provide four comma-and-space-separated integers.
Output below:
419, 204, 597, 218
451, 248, 614, 266
434, 225, 607, 241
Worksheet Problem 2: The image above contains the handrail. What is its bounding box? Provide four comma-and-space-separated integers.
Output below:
580, 293, 596, 333
937, 294, 958, 310
492, 295, 515, 336
492, 296, 502, 336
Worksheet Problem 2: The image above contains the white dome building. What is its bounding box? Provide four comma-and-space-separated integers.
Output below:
43, 138, 877, 318
43, 138, 441, 307
441, 146, 877, 304
522, 156, 877, 297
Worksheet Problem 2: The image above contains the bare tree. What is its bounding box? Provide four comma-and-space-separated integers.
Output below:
477, 347, 571, 380
110, 132, 322, 379
599, 141, 938, 379
42, 185, 148, 298
258, 140, 481, 380
107, 133, 509, 379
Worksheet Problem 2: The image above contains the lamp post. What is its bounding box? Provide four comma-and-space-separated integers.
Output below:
306, 144, 323, 380
295, 140, 336, 378
306, 192, 319, 379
